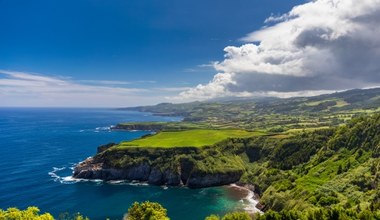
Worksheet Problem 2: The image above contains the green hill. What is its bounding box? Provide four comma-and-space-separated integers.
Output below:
77, 112, 380, 213
220, 113, 380, 212
73, 89, 380, 218
118, 88, 380, 131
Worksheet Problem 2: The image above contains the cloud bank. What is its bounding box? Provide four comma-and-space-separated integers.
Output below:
178, 0, 380, 101
0, 70, 184, 107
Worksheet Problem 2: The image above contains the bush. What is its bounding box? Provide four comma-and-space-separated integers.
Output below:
206, 212, 251, 220
205, 214, 220, 220
222, 212, 251, 220
124, 201, 170, 220
318, 196, 339, 206
0, 207, 54, 220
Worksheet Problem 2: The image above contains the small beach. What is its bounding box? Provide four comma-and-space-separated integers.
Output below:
224, 184, 263, 214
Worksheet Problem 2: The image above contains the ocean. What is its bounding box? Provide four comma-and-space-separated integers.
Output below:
0, 108, 245, 220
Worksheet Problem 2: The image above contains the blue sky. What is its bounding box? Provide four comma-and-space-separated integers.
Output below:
1, 0, 379, 107
0, 0, 302, 83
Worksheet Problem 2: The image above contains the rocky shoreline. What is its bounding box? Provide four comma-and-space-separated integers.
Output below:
110, 124, 167, 132
72, 158, 264, 213
72, 154, 244, 188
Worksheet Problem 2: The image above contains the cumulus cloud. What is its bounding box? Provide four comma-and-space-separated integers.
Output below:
177, 0, 380, 101
0, 70, 176, 107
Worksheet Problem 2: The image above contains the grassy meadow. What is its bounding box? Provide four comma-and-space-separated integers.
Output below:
117, 129, 266, 148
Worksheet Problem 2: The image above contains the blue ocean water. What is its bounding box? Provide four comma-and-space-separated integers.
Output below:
0, 108, 241, 220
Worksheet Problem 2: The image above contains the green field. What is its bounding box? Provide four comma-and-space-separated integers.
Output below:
117, 129, 266, 148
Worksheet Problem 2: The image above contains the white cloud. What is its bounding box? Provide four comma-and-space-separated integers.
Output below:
0, 70, 167, 107
177, 0, 380, 101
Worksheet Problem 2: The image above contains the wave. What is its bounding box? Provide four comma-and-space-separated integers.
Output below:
243, 189, 263, 214
127, 181, 149, 186
48, 166, 68, 183
95, 126, 114, 132
49, 165, 150, 186
229, 184, 263, 214
48, 166, 80, 184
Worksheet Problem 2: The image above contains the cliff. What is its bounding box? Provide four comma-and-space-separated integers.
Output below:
111, 122, 205, 132
73, 112, 380, 213
111, 124, 166, 131
73, 146, 245, 188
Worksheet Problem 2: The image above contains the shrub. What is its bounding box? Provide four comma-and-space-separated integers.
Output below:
205, 214, 220, 220
222, 212, 251, 220
0, 207, 54, 220
124, 201, 170, 220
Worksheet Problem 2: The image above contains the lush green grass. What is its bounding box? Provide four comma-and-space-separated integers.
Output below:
117, 129, 266, 148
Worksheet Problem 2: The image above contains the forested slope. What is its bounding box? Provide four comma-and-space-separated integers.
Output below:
220, 113, 380, 212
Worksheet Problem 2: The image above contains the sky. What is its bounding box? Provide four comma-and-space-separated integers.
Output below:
1, 0, 380, 107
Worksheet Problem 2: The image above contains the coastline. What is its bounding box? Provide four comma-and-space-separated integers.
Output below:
225, 184, 263, 214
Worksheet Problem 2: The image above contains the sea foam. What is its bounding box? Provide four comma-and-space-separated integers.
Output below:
229, 184, 263, 214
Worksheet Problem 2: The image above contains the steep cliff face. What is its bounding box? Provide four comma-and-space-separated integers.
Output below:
73, 146, 245, 188
186, 171, 243, 188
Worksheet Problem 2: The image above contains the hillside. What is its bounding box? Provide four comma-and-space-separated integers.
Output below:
72, 88, 380, 218
224, 113, 380, 212
74, 113, 380, 214
118, 88, 380, 131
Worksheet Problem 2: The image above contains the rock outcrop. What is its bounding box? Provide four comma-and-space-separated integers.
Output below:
111, 124, 165, 131
73, 146, 245, 188
186, 171, 243, 188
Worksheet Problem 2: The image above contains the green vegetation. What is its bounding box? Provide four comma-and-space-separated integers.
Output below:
124, 201, 169, 220
219, 113, 380, 213
205, 212, 251, 220
214, 208, 380, 220
1, 202, 169, 220
0, 207, 53, 220
0, 207, 88, 220
99, 112, 380, 214
113, 112, 380, 213
119, 88, 380, 131
97, 143, 246, 180
205, 208, 380, 219
68, 88, 380, 219
117, 129, 265, 148
115, 121, 208, 131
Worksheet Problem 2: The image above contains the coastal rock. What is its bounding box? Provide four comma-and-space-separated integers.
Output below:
179, 158, 195, 185
125, 163, 151, 181
164, 170, 181, 186
73, 146, 244, 188
111, 124, 164, 131
73, 158, 124, 180
148, 167, 163, 185
186, 170, 243, 188
97, 143, 117, 153
73, 158, 243, 188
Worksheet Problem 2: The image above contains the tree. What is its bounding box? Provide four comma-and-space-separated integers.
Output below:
205, 215, 220, 220
0, 207, 54, 220
222, 212, 251, 220
205, 212, 251, 220
124, 201, 170, 220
